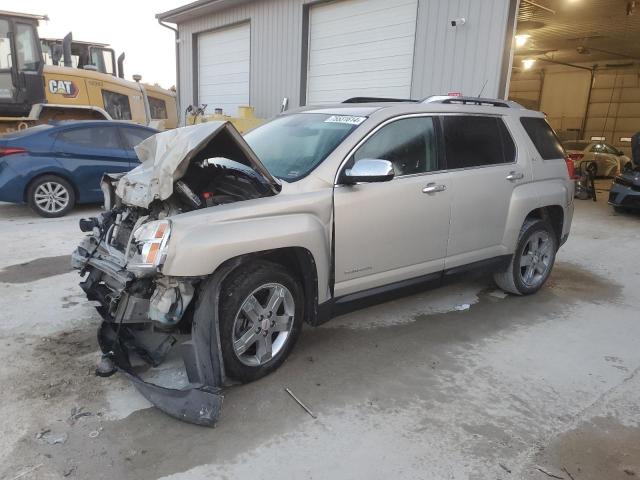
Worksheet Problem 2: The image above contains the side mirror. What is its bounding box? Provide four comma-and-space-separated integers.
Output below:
343, 159, 395, 184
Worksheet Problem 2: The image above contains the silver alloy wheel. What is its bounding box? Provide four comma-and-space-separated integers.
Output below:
232, 282, 295, 367
519, 231, 553, 288
34, 181, 70, 214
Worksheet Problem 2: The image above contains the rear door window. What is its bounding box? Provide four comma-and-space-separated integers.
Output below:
57, 126, 122, 149
119, 127, 154, 150
520, 117, 565, 160
441, 116, 515, 169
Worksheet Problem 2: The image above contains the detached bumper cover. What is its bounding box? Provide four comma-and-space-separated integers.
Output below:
97, 321, 223, 427
72, 244, 237, 427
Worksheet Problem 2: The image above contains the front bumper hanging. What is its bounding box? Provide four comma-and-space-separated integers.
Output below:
96, 321, 224, 426
74, 248, 240, 427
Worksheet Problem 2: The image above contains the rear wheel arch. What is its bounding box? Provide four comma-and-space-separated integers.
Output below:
524, 205, 564, 246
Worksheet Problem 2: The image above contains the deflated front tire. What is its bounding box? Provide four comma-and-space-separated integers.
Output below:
203, 260, 304, 383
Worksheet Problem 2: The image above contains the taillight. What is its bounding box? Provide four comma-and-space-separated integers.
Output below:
565, 156, 577, 179
567, 153, 584, 162
0, 147, 27, 157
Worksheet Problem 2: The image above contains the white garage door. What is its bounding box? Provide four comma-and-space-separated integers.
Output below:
307, 0, 418, 105
197, 23, 250, 116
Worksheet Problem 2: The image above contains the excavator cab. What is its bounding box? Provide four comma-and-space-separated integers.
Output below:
41, 36, 120, 77
0, 11, 46, 117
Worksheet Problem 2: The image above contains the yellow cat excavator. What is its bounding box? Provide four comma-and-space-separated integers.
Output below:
0, 10, 177, 133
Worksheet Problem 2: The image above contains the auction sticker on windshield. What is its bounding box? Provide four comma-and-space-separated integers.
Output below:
324, 115, 366, 125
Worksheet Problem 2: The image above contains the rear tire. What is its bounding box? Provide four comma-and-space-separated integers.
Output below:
493, 219, 558, 295
27, 175, 75, 218
217, 261, 304, 383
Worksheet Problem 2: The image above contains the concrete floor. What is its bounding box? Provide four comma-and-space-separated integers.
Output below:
0, 182, 639, 480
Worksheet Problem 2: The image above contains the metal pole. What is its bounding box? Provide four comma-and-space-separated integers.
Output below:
581, 66, 597, 139
537, 69, 545, 110
157, 19, 181, 124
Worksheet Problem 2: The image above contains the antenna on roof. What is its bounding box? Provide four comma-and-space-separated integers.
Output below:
477, 79, 488, 98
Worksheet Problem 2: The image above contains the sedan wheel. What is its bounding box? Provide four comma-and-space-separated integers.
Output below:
27, 175, 76, 218
35, 182, 70, 214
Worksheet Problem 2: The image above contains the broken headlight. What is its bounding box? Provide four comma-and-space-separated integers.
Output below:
128, 220, 171, 274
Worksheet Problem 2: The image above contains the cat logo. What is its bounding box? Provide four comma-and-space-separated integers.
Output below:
48, 79, 79, 99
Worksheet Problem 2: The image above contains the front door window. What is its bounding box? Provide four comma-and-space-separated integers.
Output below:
15, 23, 39, 71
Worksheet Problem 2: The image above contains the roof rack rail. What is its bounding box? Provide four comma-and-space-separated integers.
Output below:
422, 96, 523, 109
342, 97, 419, 104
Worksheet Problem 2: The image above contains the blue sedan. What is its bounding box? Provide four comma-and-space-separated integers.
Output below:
0, 121, 157, 217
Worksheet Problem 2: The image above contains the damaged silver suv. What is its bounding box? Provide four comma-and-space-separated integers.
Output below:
72, 97, 574, 425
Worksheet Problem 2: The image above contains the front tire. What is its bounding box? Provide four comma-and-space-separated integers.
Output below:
494, 219, 558, 295
218, 261, 303, 383
27, 175, 75, 218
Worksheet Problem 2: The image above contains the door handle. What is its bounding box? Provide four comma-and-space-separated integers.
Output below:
506, 171, 524, 181
422, 183, 447, 194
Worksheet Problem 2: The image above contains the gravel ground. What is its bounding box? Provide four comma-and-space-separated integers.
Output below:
0, 181, 639, 480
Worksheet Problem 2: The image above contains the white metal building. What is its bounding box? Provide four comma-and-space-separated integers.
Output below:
158, 0, 518, 120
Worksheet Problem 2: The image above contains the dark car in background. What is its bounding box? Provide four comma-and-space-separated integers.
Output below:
609, 168, 640, 213
0, 121, 157, 217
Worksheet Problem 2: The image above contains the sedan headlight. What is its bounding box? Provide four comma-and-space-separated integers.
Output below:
128, 220, 171, 273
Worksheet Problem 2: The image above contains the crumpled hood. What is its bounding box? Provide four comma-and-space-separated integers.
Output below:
116, 121, 279, 208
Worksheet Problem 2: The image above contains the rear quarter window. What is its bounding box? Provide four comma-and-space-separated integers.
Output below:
120, 127, 155, 150
520, 117, 565, 160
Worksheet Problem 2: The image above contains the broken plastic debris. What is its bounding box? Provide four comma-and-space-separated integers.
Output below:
454, 304, 471, 311
36, 430, 68, 445
488, 290, 508, 299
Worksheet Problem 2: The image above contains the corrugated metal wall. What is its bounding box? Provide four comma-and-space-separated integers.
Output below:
174, 0, 514, 120
510, 64, 640, 155
508, 71, 543, 109
410, 0, 514, 100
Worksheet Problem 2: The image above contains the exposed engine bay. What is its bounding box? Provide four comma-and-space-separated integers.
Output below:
70, 122, 280, 426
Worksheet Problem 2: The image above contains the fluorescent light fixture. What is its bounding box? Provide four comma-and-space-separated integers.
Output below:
590, 136, 606, 141
522, 58, 536, 70
515, 34, 530, 47
620, 137, 632, 142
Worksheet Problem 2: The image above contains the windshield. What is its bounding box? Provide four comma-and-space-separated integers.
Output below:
563, 141, 589, 151
244, 113, 363, 181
